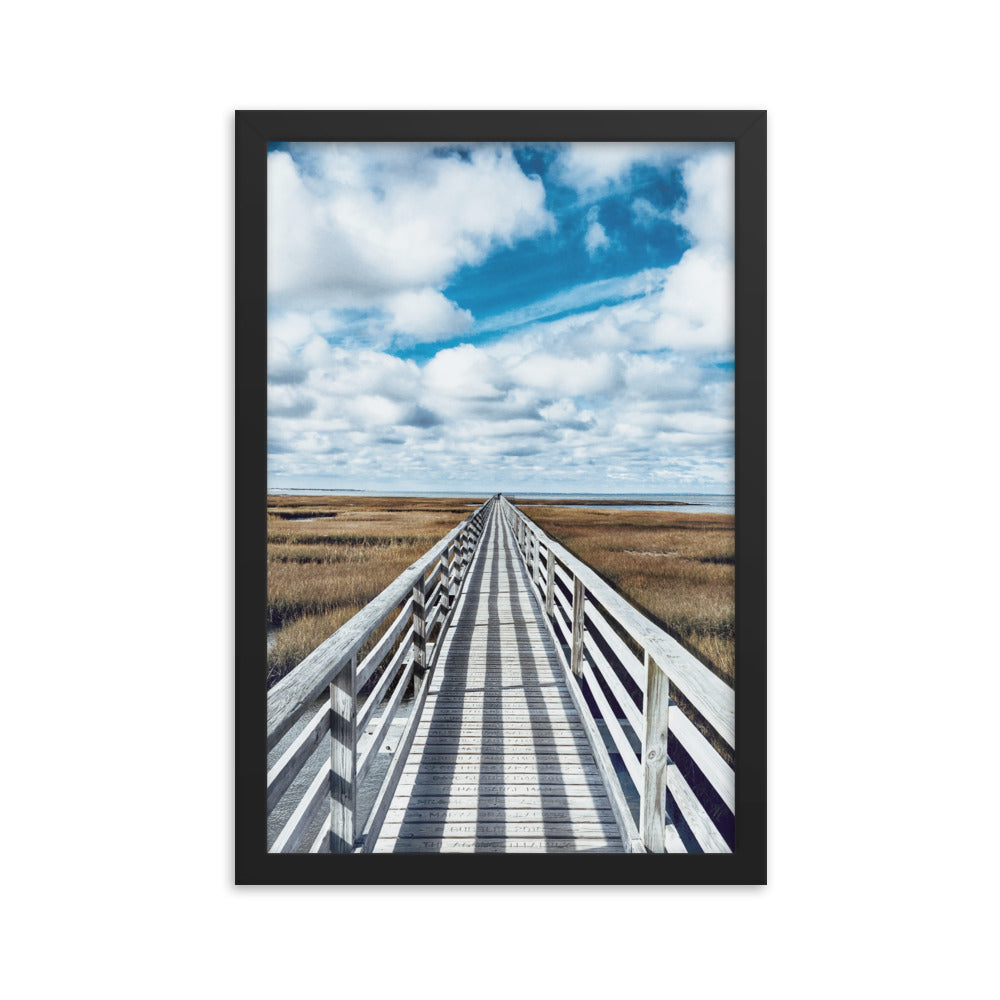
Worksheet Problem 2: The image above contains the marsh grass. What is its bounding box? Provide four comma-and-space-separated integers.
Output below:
521, 504, 736, 767
266, 495, 477, 687
521, 505, 735, 683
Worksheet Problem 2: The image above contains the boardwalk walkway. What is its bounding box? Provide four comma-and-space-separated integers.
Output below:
374, 504, 624, 852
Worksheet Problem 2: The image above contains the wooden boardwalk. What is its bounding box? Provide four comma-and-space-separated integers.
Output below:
374, 504, 624, 853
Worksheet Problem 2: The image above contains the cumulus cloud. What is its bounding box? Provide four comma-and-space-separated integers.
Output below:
672, 148, 735, 252
386, 289, 473, 341
267, 142, 736, 492
554, 141, 720, 195
268, 144, 554, 313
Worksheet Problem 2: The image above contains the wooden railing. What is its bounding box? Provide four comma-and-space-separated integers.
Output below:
266, 497, 494, 853
498, 496, 735, 853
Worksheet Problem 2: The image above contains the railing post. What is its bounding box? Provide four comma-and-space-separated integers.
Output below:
330, 654, 357, 852
447, 539, 458, 608
639, 651, 670, 853
570, 574, 586, 676
545, 549, 556, 615
412, 574, 426, 676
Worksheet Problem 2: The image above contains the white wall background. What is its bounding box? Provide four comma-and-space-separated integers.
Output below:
3, 3, 997, 997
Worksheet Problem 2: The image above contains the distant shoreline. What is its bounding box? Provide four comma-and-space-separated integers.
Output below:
516, 499, 699, 507
266, 490, 733, 512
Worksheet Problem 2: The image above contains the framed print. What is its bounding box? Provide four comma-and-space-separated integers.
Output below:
236, 110, 765, 884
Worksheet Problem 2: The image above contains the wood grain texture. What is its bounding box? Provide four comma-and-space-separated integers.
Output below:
372, 504, 626, 854
639, 650, 670, 852
500, 496, 733, 855
570, 574, 586, 677
266, 699, 331, 815
270, 495, 733, 856
329, 653, 357, 852
267, 502, 490, 752
503, 499, 734, 750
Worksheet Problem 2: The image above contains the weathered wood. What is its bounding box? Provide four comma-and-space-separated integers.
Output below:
570, 575, 586, 677
356, 629, 414, 734
399, 764, 608, 779
424, 577, 444, 622
505, 499, 734, 750
357, 658, 415, 786
374, 838, 624, 854
355, 596, 413, 689
545, 548, 556, 615
586, 637, 644, 738
329, 654, 357, 852
370, 503, 627, 853
409, 735, 592, 749
583, 598, 645, 690
309, 816, 331, 853
404, 751, 598, 765
266, 699, 331, 815
269, 761, 329, 853
446, 541, 458, 607
393, 778, 608, 793
393, 793, 609, 808
267, 505, 487, 751
385, 807, 615, 824
560, 671, 637, 852
274, 496, 732, 856
501, 498, 734, 855
411, 578, 426, 675
379, 820, 618, 839
553, 561, 574, 598
667, 761, 731, 853
639, 650, 670, 853
359, 669, 432, 852
580, 659, 641, 789
668, 698, 735, 812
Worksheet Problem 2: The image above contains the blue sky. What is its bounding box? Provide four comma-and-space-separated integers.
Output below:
267, 141, 734, 493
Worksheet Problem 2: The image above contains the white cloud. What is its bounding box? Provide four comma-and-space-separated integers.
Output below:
423, 344, 511, 402
643, 247, 734, 352
267, 142, 736, 493
584, 206, 610, 257
672, 148, 735, 252
554, 142, 722, 195
268, 144, 554, 313
386, 289, 473, 341
511, 351, 623, 397
632, 197, 670, 227
489, 246, 733, 359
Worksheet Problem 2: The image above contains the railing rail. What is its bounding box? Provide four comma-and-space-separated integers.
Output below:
498, 495, 734, 854
266, 497, 494, 853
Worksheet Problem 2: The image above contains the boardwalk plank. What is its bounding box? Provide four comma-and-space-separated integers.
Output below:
373, 505, 626, 854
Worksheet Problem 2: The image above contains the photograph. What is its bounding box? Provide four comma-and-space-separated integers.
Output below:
239, 112, 766, 876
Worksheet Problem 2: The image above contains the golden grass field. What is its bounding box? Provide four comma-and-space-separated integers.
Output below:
266, 494, 476, 687
517, 503, 735, 684
267, 495, 734, 701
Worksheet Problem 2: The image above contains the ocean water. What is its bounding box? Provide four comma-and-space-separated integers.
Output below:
270, 489, 735, 515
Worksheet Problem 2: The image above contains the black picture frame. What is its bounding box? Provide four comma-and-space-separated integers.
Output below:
236, 110, 766, 885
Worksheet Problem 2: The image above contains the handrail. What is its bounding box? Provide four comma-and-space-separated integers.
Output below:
498, 495, 734, 854
267, 496, 494, 853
